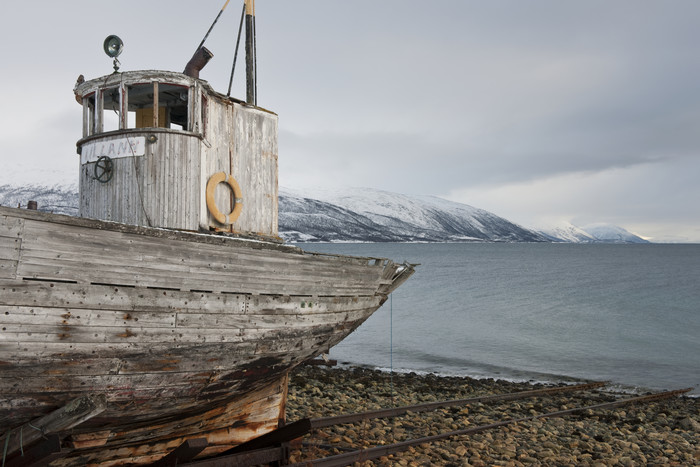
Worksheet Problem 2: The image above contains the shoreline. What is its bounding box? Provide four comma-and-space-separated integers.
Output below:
331, 360, 699, 398
286, 365, 699, 466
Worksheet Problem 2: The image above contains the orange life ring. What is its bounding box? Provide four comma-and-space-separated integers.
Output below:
205, 172, 243, 225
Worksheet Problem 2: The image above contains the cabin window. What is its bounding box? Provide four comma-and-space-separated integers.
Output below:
84, 82, 192, 134
82, 93, 96, 137
101, 87, 121, 132
127, 83, 165, 129
126, 82, 189, 130
159, 83, 189, 131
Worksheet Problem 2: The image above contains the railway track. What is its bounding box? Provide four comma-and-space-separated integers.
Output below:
179, 382, 692, 466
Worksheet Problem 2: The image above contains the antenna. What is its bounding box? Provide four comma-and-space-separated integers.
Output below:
103, 35, 124, 72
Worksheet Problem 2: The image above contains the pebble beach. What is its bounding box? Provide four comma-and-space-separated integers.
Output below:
286, 365, 699, 466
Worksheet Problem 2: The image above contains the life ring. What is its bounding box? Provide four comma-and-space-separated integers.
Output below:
205, 172, 243, 225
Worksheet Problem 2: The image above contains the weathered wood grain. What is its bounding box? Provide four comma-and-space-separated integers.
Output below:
1, 306, 177, 327
0, 216, 21, 279
52, 376, 287, 466
0, 280, 380, 317
0, 258, 17, 279
1, 394, 107, 458
0, 199, 413, 465
79, 131, 201, 230
0, 62, 417, 466
75, 70, 279, 238
14, 217, 386, 296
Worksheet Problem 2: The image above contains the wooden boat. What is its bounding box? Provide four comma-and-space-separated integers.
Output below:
0, 3, 414, 465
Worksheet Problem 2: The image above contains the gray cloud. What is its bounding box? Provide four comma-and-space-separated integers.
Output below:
1, 0, 699, 240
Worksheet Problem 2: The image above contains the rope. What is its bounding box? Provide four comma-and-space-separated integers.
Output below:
119, 74, 153, 227
227, 3, 246, 97
27, 422, 44, 436
196, 0, 231, 53
2, 429, 11, 467
390, 293, 394, 404
1, 423, 43, 466
129, 142, 153, 227
390, 293, 396, 444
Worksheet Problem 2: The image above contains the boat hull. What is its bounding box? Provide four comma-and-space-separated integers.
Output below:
0, 206, 414, 464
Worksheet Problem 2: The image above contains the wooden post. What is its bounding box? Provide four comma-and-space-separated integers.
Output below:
120, 83, 128, 129
82, 97, 90, 137
95, 89, 104, 133
0, 394, 107, 458
153, 81, 159, 128
245, 0, 256, 105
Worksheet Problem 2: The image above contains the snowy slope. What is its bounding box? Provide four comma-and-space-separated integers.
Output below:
538, 222, 597, 243
280, 187, 548, 243
580, 223, 650, 244
537, 221, 650, 243
0, 184, 78, 216
277, 192, 399, 242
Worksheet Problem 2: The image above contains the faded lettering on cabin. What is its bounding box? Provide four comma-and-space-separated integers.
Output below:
81, 137, 146, 164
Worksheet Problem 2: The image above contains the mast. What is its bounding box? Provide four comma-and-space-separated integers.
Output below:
245, 0, 257, 105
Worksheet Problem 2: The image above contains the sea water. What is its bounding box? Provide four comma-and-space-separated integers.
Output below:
297, 243, 700, 396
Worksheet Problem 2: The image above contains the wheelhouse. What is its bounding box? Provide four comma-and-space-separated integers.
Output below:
74, 70, 279, 239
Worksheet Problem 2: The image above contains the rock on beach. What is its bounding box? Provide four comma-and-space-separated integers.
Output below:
286, 365, 699, 466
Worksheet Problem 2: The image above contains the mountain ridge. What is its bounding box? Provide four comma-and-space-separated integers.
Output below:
279, 187, 548, 243
0, 184, 649, 243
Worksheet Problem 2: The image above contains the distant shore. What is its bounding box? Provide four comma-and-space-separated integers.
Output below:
286, 365, 699, 466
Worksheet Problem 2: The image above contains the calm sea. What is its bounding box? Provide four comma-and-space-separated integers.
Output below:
297, 243, 700, 396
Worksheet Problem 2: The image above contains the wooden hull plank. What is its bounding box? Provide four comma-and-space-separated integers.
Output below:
0, 207, 415, 465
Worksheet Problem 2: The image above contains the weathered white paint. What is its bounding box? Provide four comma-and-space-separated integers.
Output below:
80, 136, 146, 164
74, 71, 279, 238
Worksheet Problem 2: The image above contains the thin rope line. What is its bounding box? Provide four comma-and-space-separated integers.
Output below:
227, 3, 246, 97
27, 422, 44, 435
129, 142, 153, 227
120, 74, 153, 227
2, 429, 11, 467
390, 293, 396, 444
390, 292, 394, 405
196, 0, 231, 52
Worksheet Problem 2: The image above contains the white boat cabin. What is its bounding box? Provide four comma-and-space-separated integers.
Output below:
73, 69, 279, 239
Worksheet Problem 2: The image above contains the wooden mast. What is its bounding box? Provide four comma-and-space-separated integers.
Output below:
245, 0, 256, 105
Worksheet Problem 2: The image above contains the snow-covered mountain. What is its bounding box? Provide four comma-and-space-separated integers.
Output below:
538, 222, 597, 243
537, 221, 649, 244
579, 223, 650, 244
1, 184, 650, 243
279, 187, 548, 243
0, 184, 78, 216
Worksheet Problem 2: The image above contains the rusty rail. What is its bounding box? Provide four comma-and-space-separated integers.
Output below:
286, 387, 692, 467
312, 380, 605, 428
169, 385, 690, 466
216, 380, 605, 457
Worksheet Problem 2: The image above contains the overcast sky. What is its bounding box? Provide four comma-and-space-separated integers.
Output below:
1, 1, 699, 242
